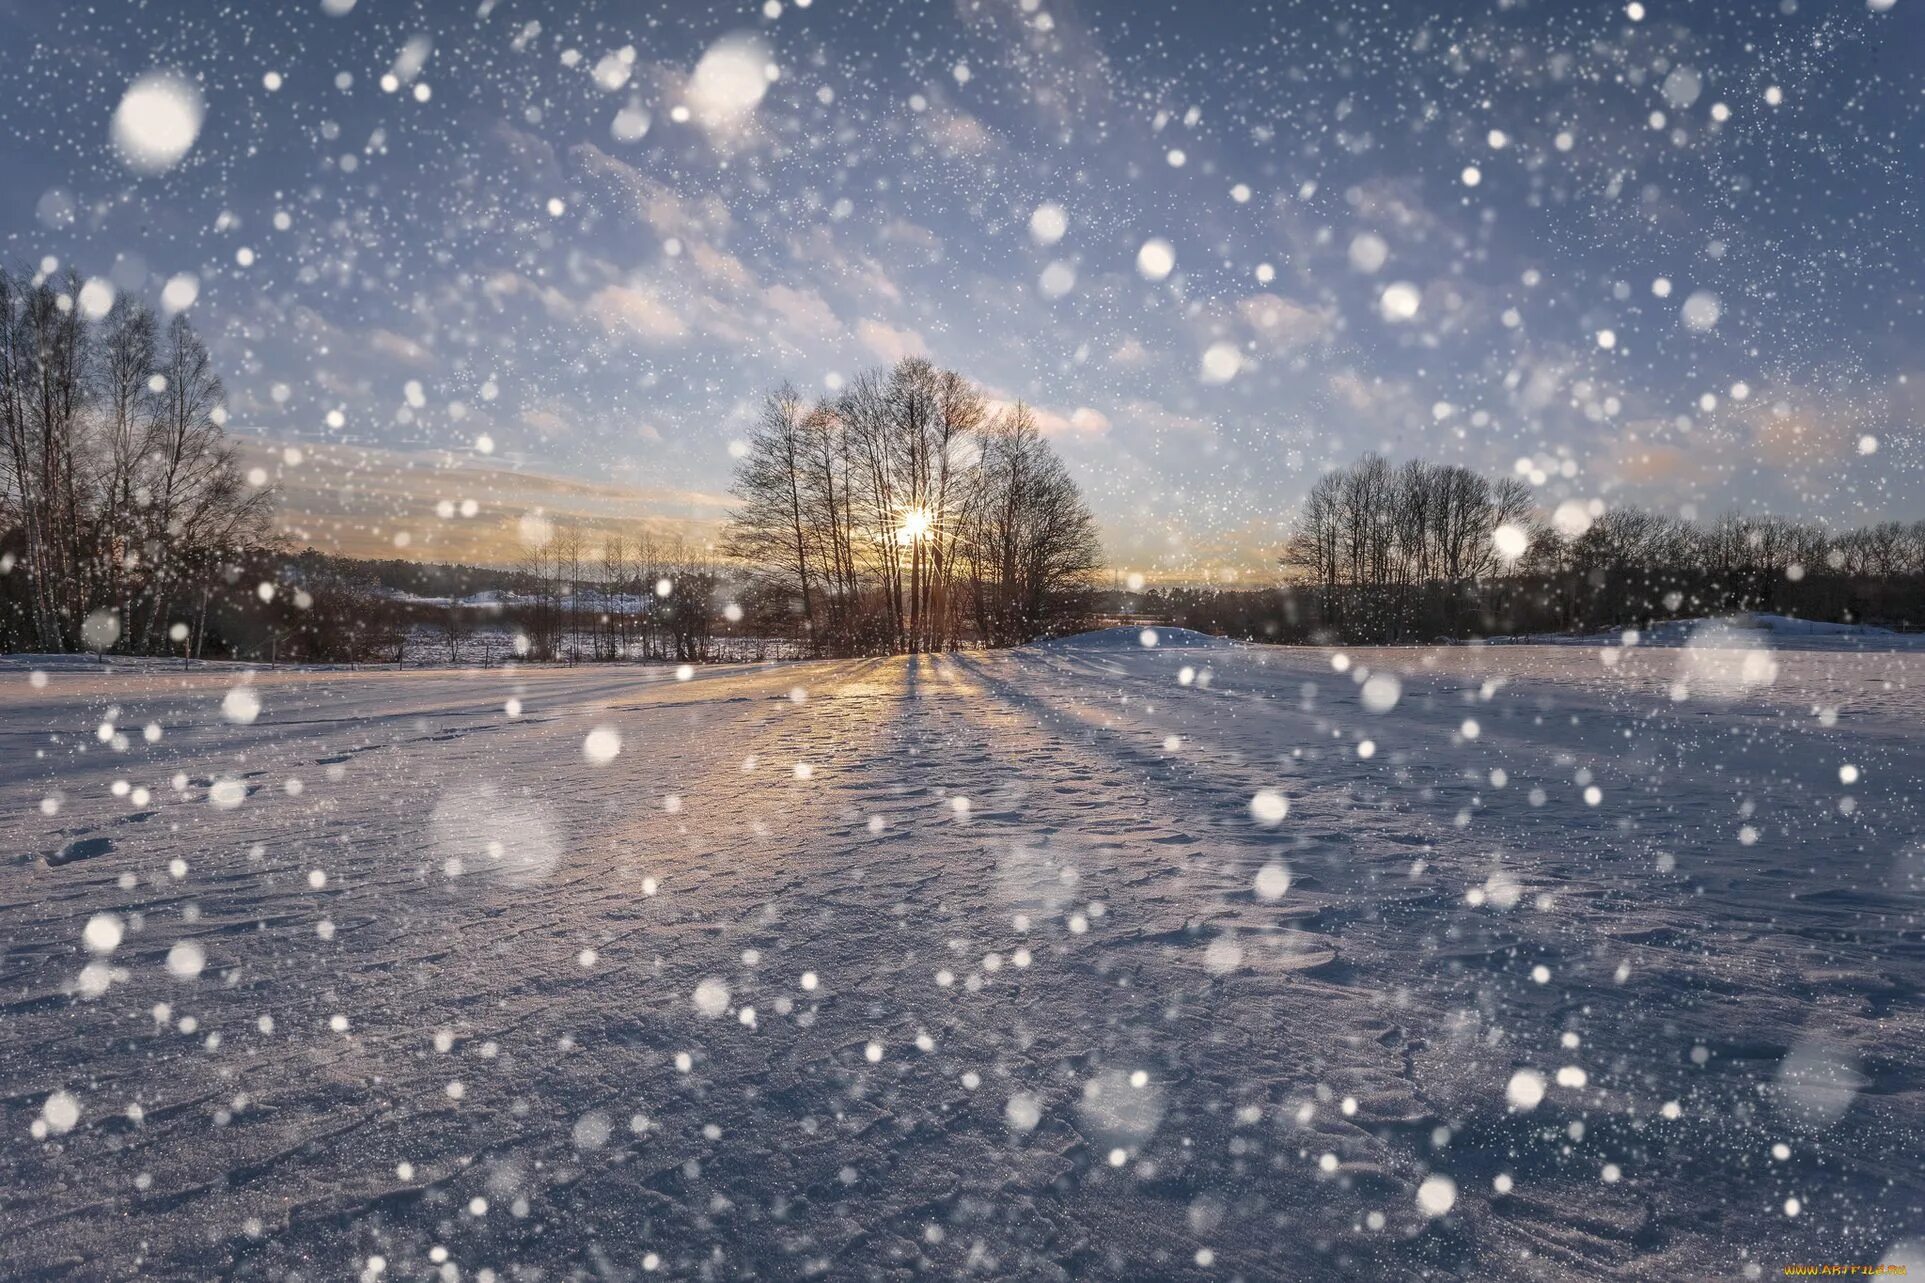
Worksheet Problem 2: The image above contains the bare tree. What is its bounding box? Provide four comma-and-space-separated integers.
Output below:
440, 598, 473, 664
725, 364, 1100, 654
959, 404, 1102, 646
726, 386, 820, 649
0, 269, 271, 655
98, 296, 159, 632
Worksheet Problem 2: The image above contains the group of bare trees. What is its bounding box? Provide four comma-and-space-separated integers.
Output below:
511, 525, 720, 663
728, 359, 1101, 654
1283, 456, 1535, 641
1280, 454, 1925, 642
1518, 507, 1925, 635
0, 268, 270, 653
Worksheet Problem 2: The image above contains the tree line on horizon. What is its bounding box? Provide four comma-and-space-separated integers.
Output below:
507, 527, 727, 664
8, 269, 1916, 665
1183, 452, 1925, 644
244, 539, 747, 667
725, 357, 1104, 655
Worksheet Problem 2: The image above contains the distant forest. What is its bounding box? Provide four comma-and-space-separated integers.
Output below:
1134, 454, 1925, 645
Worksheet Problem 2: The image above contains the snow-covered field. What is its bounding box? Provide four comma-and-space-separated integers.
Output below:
4, 629, 1922, 1280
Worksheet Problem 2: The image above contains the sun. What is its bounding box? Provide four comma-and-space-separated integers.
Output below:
896, 506, 933, 543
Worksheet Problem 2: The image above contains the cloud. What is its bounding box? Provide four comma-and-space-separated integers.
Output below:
762, 284, 841, 338
521, 406, 577, 440
978, 395, 1109, 438
588, 283, 690, 342
1113, 399, 1215, 437
484, 119, 565, 186
878, 218, 945, 256
568, 142, 734, 241
783, 226, 907, 308
1325, 369, 1390, 416
1236, 294, 1333, 352
1604, 441, 1698, 487
368, 329, 437, 368
1068, 406, 1112, 434
951, 0, 1118, 132
688, 240, 755, 291
856, 318, 929, 364
235, 434, 730, 564
1741, 396, 1868, 471
555, 151, 905, 362
481, 270, 580, 321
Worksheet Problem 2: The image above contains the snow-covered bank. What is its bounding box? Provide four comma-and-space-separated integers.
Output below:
1484, 612, 1924, 651
2, 638, 1921, 1279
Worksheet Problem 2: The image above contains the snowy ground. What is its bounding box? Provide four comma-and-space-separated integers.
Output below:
3, 630, 1923, 1280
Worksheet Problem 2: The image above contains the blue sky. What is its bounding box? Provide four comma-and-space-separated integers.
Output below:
4, 0, 1921, 576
